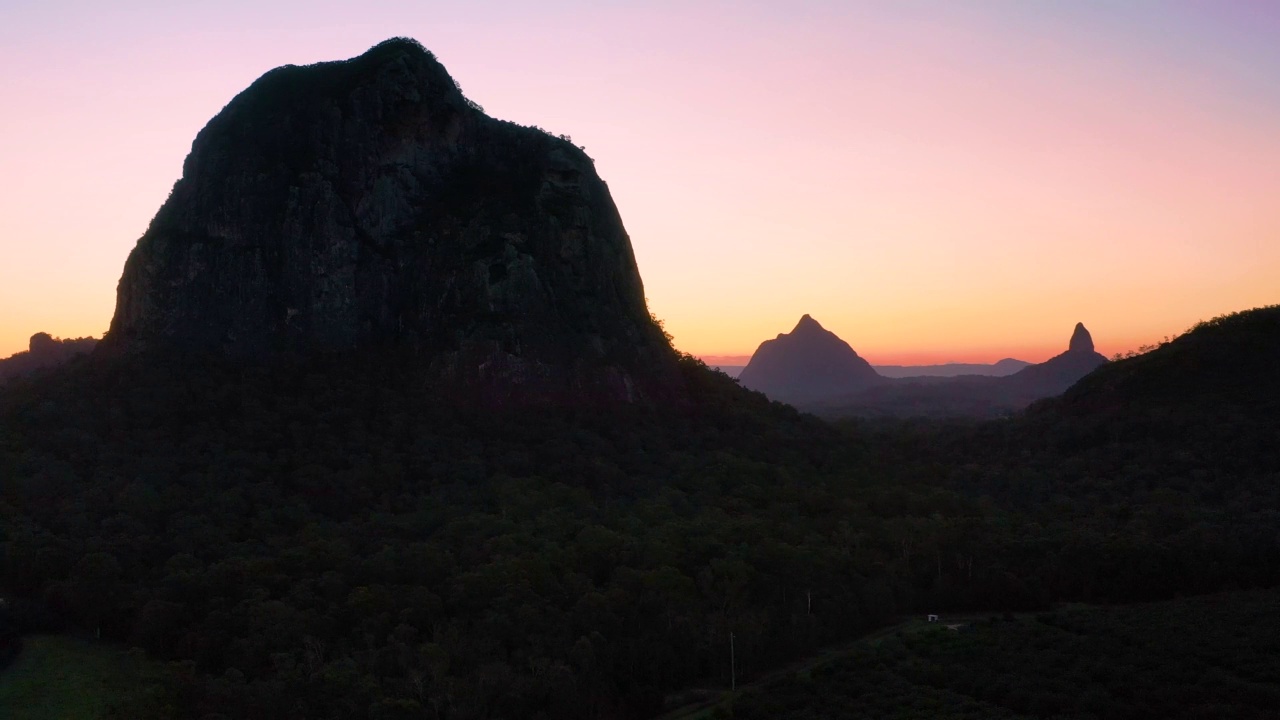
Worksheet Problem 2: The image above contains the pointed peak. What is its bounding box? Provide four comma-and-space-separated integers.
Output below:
793, 314, 825, 333
1069, 322, 1095, 353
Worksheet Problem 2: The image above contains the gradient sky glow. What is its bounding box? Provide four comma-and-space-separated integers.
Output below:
2, 1, 1278, 363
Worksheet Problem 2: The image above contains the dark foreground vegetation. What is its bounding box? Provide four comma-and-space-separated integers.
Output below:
732, 589, 1280, 720
0, 635, 168, 720
1, 306, 1278, 719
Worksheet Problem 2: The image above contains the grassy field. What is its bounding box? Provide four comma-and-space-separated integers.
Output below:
0, 635, 166, 720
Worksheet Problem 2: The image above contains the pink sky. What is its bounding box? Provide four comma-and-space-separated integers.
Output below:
2, 1, 1277, 364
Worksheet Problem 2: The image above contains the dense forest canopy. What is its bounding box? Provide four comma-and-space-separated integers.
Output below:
731, 589, 1280, 720
1, 307, 1278, 718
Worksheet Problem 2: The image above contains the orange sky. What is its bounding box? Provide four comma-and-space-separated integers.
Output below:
2, 2, 1277, 364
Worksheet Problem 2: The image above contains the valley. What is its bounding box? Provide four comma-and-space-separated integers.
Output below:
1, 33, 1277, 720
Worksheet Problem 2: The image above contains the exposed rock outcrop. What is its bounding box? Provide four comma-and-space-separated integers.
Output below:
1068, 322, 1095, 353
738, 315, 884, 405
105, 38, 679, 401
0, 333, 99, 384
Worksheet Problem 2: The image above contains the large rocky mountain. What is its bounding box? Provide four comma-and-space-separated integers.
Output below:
737, 315, 884, 404
105, 38, 678, 402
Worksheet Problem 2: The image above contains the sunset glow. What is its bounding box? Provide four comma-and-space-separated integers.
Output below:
2, 1, 1277, 363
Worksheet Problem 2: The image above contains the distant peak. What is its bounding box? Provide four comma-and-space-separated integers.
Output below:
29, 332, 56, 354
1069, 322, 1095, 353
793, 314, 825, 333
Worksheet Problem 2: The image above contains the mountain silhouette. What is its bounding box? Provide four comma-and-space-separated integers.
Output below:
4, 32, 1278, 720
1043, 306, 1280, 419
0, 333, 98, 384
1005, 322, 1108, 396
737, 315, 883, 404
811, 322, 1109, 418
1068, 322, 1094, 352
104, 38, 678, 402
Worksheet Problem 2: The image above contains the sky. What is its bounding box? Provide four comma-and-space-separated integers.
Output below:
2, 1, 1278, 364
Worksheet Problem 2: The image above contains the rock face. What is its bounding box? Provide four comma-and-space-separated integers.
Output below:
106, 38, 678, 401
738, 315, 883, 405
1068, 322, 1094, 353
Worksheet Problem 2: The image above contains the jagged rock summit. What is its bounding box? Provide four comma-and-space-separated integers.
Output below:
105, 38, 679, 401
1069, 322, 1094, 353
738, 315, 884, 405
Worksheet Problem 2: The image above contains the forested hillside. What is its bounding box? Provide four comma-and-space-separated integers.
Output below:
1, 308, 1278, 719
731, 589, 1280, 720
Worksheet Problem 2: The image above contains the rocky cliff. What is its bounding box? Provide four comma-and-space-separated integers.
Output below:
738, 315, 884, 405
106, 38, 678, 401
1068, 322, 1095, 353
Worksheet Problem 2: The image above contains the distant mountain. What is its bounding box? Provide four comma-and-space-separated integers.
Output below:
1040, 306, 1280, 421
737, 315, 884, 404
874, 358, 1031, 378
1005, 322, 1107, 396
814, 323, 1108, 418
0, 333, 97, 384
721, 358, 1030, 380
